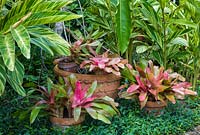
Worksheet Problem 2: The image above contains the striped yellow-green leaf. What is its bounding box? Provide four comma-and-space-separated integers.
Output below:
116, 0, 131, 54
7, 59, 26, 96
24, 11, 82, 26
0, 33, 15, 71
11, 25, 31, 59
0, 72, 6, 96
30, 38, 54, 56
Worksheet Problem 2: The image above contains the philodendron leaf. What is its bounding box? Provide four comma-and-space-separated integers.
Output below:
30, 106, 42, 124
0, 33, 15, 71
73, 107, 81, 121
116, 0, 131, 54
86, 81, 97, 98
11, 25, 31, 59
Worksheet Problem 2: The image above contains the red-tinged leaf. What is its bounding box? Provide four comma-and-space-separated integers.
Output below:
104, 67, 113, 73
49, 90, 55, 104
163, 71, 169, 80
126, 64, 133, 69
127, 84, 139, 93
135, 75, 146, 90
74, 39, 83, 47
89, 64, 96, 71
80, 60, 92, 68
112, 64, 120, 71
35, 100, 47, 106
111, 70, 121, 76
117, 63, 125, 69
120, 59, 128, 64
135, 66, 146, 77
173, 82, 191, 89
149, 89, 157, 96
139, 92, 147, 101
184, 89, 197, 95
118, 84, 128, 90
156, 67, 164, 81
165, 94, 176, 104
107, 58, 121, 65
140, 96, 148, 109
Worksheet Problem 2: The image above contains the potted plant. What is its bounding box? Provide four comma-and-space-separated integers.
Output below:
30, 74, 119, 127
53, 39, 83, 72
54, 45, 131, 98
119, 60, 197, 112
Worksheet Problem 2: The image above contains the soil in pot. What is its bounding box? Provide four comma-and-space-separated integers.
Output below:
53, 56, 78, 73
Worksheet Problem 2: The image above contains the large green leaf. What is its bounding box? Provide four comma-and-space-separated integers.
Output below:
11, 25, 31, 59
28, 26, 71, 55
0, 33, 15, 71
24, 11, 82, 26
30, 38, 54, 56
116, 0, 131, 54
31, 0, 74, 12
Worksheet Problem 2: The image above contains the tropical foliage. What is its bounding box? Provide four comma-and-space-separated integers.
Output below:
30, 74, 119, 124
119, 61, 197, 109
0, 0, 81, 96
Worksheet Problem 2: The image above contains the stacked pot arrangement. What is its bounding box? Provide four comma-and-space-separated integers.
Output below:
53, 40, 131, 99
30, 40, 197, 128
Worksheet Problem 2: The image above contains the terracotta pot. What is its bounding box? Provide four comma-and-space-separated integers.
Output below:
145, 101, 167, 112
50, 115, 85, 127
53, 57, 78, 72
54, 65, 121, 99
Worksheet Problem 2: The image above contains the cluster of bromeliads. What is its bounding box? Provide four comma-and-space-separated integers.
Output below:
30, 40, 197, 127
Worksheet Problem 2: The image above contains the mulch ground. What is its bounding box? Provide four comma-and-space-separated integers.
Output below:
185, 125, 200, 135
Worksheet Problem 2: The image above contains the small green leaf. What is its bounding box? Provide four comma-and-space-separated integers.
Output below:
73, 107, 81, 121
85, 108, 98, 119
30, 107, 42, 124
0, 72, 6, 96
86, 81, 97, 98
97, 113, 111, 124
136, 45, 151, 53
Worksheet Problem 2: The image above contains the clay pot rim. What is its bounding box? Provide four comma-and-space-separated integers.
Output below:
50, 115, 85, 126
54, 65, 121, 80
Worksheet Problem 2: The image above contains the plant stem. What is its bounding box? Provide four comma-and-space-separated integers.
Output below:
162, 8, 167, 68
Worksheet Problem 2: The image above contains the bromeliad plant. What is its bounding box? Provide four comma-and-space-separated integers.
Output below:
119, 61, 197, 109
80, 47, 130, 76
30, 74, 119, 124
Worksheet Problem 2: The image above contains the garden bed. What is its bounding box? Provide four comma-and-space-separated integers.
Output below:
0, 88, 199, 135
